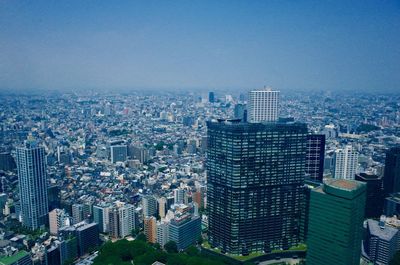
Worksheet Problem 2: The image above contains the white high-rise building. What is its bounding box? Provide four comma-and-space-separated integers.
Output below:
142, 195, 157, 217
118, 204, 135, 238
174, 188, 185, 204
248, 87, 280, 123
16, 140, 49, 230
333, 145, 359, 180
156, 220, 170, 247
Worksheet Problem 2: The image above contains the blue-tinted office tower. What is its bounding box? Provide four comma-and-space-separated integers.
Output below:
305, 134, 325, 182
209, 92, 215, 103
16, 140, 49, 230
169, 215, 201, 250
207, 119, 307, 254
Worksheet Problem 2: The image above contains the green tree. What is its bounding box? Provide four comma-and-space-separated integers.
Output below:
197, 236, 204, 245
185, 246, 199, 256
391, 251, 400, 265
136, 232, 147, 242
164, 241, 178, 253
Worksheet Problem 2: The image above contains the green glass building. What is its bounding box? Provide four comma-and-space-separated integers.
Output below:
306, 179, 366, 265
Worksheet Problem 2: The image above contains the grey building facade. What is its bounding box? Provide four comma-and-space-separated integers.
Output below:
16, 141, 49, 230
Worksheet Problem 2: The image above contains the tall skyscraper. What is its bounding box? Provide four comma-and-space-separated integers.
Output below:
333, 145, 359, 179
306, 179, 366, 265
355, 173, 384, 218
207, 119, 307, 254
305, 134, 325, 182
248, 87, 279, 123
384, 146, 400, 195
208, 91, 215, 103
16, 141, 49, 230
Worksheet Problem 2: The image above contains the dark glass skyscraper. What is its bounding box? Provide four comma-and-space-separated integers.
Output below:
207, 119, 307, 254
16, 140, 49, 230
384, 146, 400, 195
305, 134, 325, 182
355, 173, 384, 218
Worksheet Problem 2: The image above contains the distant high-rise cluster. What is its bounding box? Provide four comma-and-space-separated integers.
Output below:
4, 89, 399, 265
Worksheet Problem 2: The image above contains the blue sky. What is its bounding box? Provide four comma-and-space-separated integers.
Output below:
0, 1, 399, 92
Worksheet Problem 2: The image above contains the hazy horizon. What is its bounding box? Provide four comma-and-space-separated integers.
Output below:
1, 1, 399, 92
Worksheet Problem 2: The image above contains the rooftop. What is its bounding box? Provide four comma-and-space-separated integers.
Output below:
367, 219, 398, 241
0, 251, 29, 265
325, 179, 362, 191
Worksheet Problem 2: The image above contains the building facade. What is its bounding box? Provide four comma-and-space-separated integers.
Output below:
49, 208, 71, 235
16, 141, 49, 230
93, 204, 110, 233
363, 218, 399, 265
207, 119, 307, 254
169, 215, 201, 251
144, 216, 157, 243
142, 195, 157, 217
306, 179, 366, 265
355, 173, 384, 218
333, 145, 359, 180
384, 147, 400, 195
248, 88, 279, 123
110, 145, 127, 163
305, 134, 325, 182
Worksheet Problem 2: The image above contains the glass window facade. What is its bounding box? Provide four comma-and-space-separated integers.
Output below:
207, 120, 307, 254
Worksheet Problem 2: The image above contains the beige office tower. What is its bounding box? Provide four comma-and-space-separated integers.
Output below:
49, 208, 70, 235
158, 197, 167, 218
248, 87, 280, 123
144, 216, 157, 243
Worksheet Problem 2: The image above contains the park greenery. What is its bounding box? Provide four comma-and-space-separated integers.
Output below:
92, 237, 256, 265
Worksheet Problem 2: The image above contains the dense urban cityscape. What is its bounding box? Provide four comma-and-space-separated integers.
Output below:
1, 1, 399, 264
0, 89, 399, 265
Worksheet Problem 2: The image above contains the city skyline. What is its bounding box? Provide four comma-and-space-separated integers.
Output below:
1, 1, 400, 264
